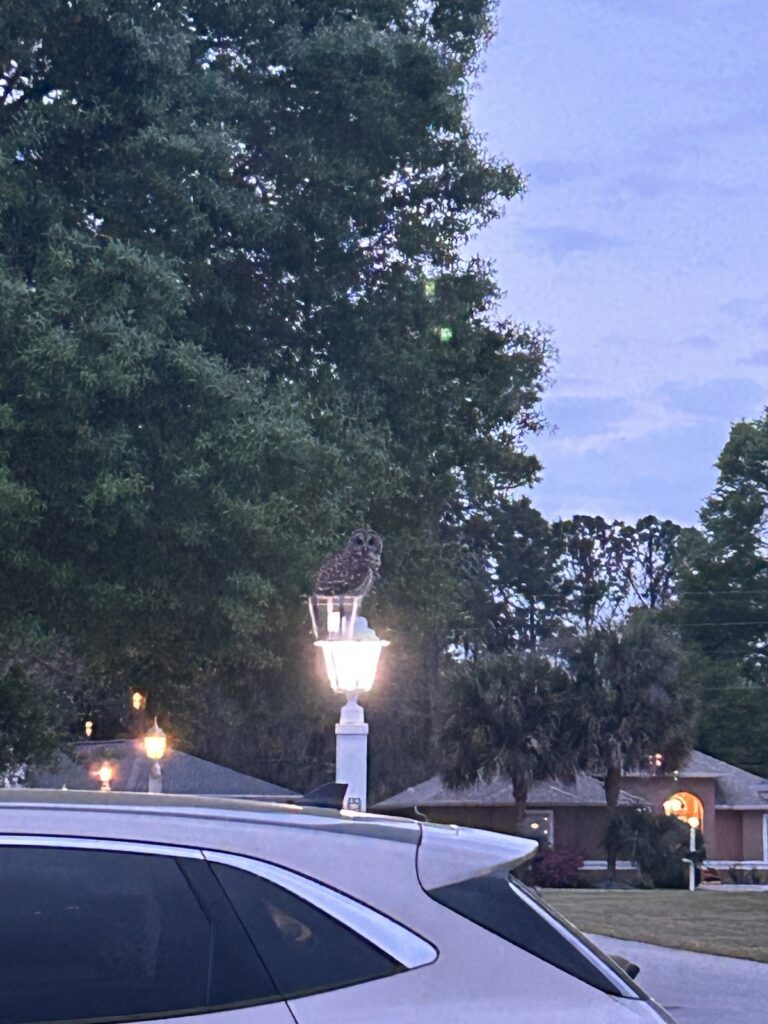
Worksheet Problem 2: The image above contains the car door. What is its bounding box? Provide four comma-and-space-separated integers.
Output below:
203, 850, 438, 1023
0, 837, 295, 1024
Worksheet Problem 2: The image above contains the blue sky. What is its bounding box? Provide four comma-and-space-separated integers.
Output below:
471, 0, 768, 525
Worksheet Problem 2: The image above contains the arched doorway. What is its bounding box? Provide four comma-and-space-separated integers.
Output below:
663, 790, 704, 830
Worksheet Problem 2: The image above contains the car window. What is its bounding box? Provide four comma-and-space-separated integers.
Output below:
427, 870, 644, 998
0, 846, 278, 1024
211, 862, 404, 1000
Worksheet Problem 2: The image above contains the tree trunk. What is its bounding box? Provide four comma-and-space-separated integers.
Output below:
511, 772, 530, 831
604, 761, 622, 881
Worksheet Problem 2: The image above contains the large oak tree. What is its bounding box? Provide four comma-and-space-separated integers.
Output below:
0, 2, 550, 785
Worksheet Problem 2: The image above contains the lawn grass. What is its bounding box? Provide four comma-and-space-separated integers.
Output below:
541, 888, 768, 963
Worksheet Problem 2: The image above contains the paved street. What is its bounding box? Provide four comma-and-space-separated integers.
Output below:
590, 933, 768, 1024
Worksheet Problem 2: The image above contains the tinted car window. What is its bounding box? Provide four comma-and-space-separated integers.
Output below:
0, 847, 277, 1024
212, 863, 403, 999
428, 871, 643, 997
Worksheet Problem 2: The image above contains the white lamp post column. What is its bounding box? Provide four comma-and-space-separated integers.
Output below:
144, 718, 167, 794
312, 602, 388, 813
335, 695, 369, 811
687, 815, 700, 892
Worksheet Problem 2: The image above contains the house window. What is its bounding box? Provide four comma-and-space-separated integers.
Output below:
523, 811, 554, 846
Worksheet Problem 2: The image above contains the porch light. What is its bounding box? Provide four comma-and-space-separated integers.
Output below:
663, 795, 685, 816
132, 690, 146, 711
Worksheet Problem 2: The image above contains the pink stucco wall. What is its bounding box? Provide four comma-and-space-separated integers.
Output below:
715, 811, 744, 860
742, 811, 766, 860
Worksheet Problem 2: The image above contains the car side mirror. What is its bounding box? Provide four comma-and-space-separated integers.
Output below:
611, 954, 640, 979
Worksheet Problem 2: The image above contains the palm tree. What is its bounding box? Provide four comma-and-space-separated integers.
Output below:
439, 650, 577, 828
564, 609, 693, 877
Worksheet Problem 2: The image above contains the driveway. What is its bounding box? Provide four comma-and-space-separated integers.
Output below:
590, 933, 768, 1024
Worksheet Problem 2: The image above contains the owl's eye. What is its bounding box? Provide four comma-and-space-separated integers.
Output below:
353, 536, 364, 545
367, 537, 377, 546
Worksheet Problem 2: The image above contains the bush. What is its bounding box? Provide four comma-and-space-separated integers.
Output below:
603, 809, 704, 889
531, 847, 585, 888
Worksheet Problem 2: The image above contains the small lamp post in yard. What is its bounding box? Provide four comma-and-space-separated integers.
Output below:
311, 597, 389, 812
96, 761, 114, 792
687, 815, 700, 892
144, 718, 167, 794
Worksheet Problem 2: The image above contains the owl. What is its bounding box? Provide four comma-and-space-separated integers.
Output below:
313, 529, 383, 598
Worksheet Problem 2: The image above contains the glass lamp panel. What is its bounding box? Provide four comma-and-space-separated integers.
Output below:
144, 735, 167, 760
308, 596, 361, 640
144, 720, 167, 761
316, 640, 388, 693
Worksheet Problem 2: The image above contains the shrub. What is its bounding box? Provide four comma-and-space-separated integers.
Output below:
603, 808, 704, 889
531, 847, 585, 888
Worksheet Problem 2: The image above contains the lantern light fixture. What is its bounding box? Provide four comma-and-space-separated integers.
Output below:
96, 761, 113, 792
143, 718, 167, 762
316, 637, 389, 695
313, 614, 388, 813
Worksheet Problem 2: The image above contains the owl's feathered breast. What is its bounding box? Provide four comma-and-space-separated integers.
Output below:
314, 550, 373, 597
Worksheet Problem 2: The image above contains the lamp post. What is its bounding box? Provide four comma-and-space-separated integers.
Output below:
144, 717, 167, 794
312, 601, 388, 812
687, 815, 700, 892
96, 761, 113, 792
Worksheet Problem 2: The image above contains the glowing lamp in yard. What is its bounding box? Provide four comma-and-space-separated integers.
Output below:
311, 606, 389, 813
143, 718, 167, 794
143, 718, 167, 761
96, 762, 113, 792
315, 634, 389, 695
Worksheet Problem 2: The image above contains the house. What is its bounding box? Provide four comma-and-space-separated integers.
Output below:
22, 739, 298, 799
375, 750, 768, 874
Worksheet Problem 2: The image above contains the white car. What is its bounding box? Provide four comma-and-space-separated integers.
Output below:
0, 790, 677, 1024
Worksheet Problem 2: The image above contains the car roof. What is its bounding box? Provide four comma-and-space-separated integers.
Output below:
0, 789, 421, 844
0, 790, 539, 888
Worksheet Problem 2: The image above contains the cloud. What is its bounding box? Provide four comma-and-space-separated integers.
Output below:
545, 395, 628, 439
540, 397, 697, 457
657, 378, 764, 420
611, 171, 684, 200
744, 348, 768, 366
523, 226, 629, 260
533, 418, 737, 527
524, 160, 593, 188
720, 296, 768, 324
677, 334, 720, 352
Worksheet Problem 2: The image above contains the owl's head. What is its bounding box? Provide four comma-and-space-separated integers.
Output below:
347, 529, 383, 568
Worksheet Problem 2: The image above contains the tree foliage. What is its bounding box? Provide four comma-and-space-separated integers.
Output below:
439, 651, 576, 824
676, 413, 768, 773
0, 623, 80, 777
564, 610, 692, 807
603, 808, 703, 889
0, 1, 551, 781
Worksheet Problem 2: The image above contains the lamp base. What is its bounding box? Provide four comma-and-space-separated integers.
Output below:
335, 696, 368, 811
